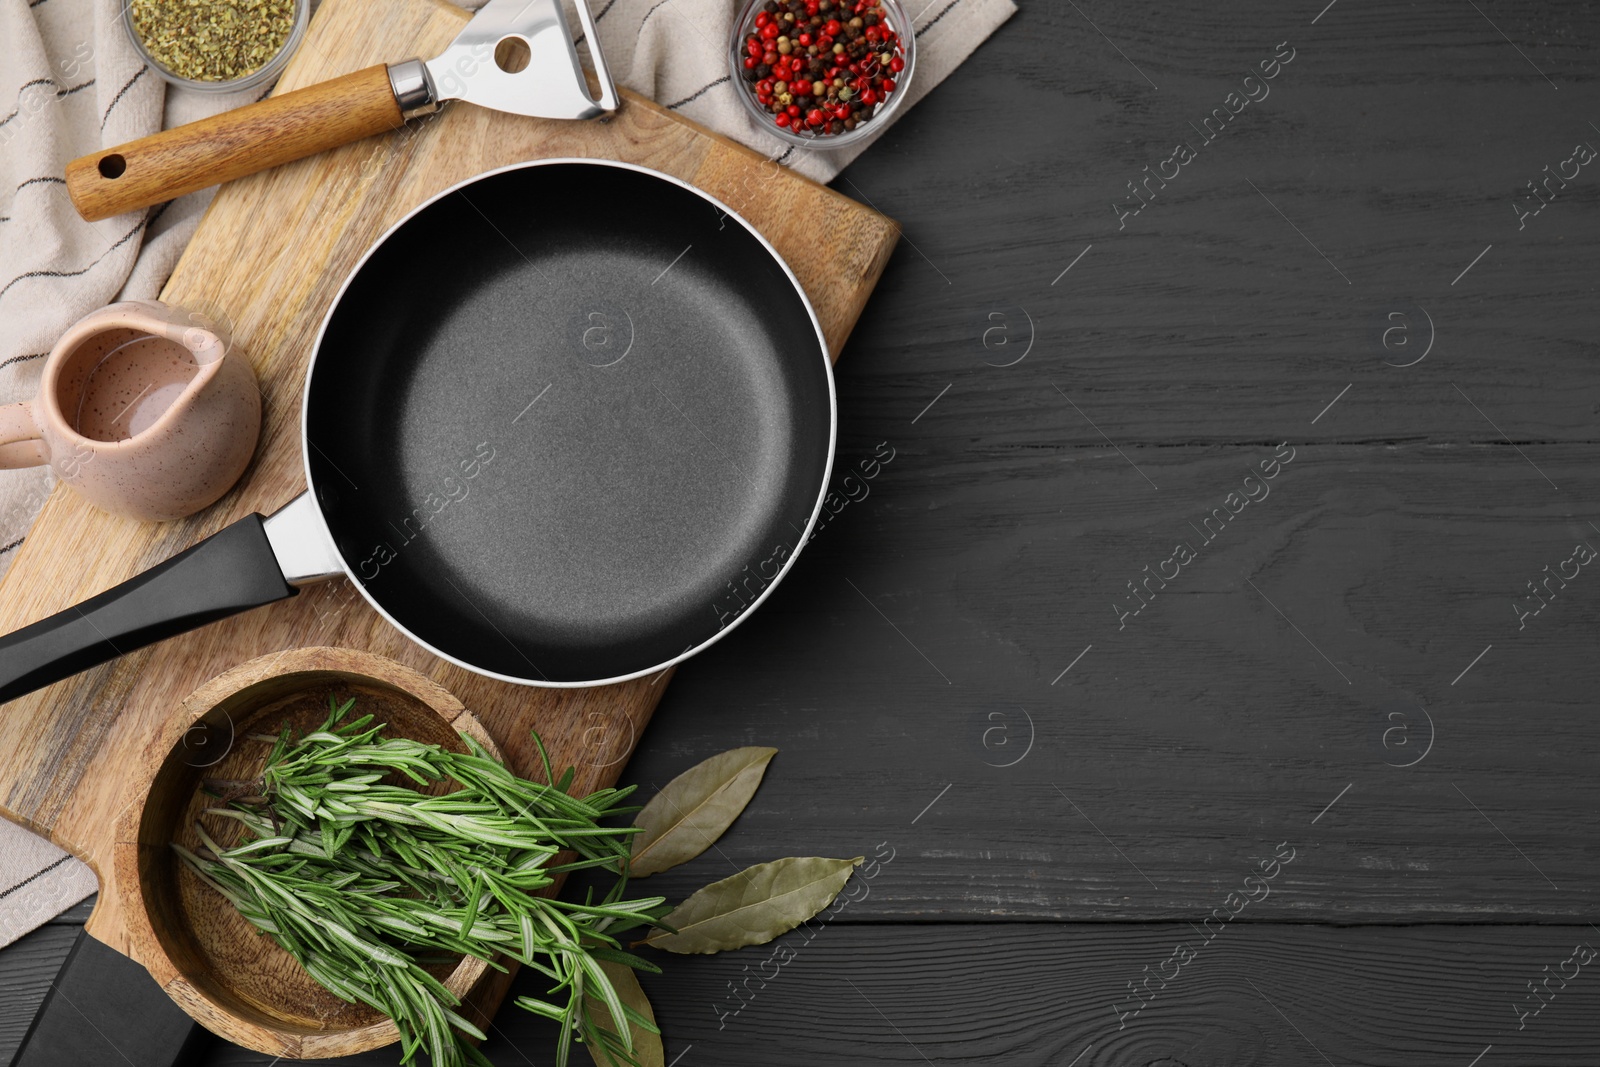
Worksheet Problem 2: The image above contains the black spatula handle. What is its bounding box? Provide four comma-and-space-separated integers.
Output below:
0, 514, 296, 705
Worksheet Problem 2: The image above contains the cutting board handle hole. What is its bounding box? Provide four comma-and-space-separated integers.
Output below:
98, 154, 126, 179
494, 36, 531, 74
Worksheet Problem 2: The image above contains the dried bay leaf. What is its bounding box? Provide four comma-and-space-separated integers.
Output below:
629, 746, 778, 877
583, 961, 663, 1067
642, 856, 863, 954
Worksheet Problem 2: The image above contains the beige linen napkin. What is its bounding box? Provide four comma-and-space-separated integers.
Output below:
0, 0, 1014, 946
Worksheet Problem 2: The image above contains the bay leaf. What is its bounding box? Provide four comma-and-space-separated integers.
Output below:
629, 746, 778, 877
642, 856, 863, 955
584, 960, 663, 1067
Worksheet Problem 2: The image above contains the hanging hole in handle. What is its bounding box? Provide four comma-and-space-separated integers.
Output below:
494, 36, 531, 74
98, 154, 126, 179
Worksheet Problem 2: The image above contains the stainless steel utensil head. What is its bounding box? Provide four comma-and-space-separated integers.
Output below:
425, 0, 617, 120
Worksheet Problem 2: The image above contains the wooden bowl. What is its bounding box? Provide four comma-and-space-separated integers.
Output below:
114, 647, 501, 1059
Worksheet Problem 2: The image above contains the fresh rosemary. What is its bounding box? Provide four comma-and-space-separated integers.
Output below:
176, 699, 667, 1067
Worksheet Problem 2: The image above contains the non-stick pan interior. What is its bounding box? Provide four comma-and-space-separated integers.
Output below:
305, 162, 832, 684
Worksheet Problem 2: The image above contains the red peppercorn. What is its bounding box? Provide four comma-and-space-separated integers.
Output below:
889, 55, 904, 73
798, 32, 812, 44
756, 10, 770, 26
881, 78, 895, 91
776, 112, 791, 126
760, 21, 779, 39
806, 108, 825, 126
859, 87, 876, 104
787, 104, 801, 116
744, 57, 756, 68
824, 18, 841, 35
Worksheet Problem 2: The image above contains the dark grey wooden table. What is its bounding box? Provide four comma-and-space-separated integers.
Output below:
5, 1, 1600, 1063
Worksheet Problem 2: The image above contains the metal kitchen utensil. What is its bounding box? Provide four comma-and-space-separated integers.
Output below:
64, 0, 616, 222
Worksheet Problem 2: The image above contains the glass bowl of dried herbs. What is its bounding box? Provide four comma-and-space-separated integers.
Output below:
124, 0, 309, 94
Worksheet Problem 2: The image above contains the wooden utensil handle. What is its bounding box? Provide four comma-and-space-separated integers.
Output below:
65, 64, 405, 222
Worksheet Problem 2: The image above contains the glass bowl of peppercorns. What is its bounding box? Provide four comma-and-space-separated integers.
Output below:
730, 0, 915, 149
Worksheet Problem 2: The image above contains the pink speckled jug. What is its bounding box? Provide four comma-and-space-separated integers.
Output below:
0, 300, 260, 521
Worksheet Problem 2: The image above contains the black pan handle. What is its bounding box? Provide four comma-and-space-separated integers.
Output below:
10, 927, 212, 1067
0, 513, 296, 705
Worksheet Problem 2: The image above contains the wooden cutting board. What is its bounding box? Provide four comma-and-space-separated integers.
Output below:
0, 0, 896, 1046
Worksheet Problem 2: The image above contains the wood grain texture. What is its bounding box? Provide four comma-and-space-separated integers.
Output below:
0, 0, 893, 1034
121, 924, 1595, 1066
830, 2, 1600, 446
553, 924, 1600, 1067
66, 65, 405, 221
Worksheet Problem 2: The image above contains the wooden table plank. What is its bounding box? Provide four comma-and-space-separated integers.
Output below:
593, 444, 1600, 921
833, 2, 1600, 446
115, 924, 1594, 1066
8, 918, 1598, 1065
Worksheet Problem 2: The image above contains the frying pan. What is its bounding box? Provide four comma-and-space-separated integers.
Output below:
0, 160, 835, 700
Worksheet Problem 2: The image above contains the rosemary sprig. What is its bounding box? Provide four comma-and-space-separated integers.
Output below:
176, 698, 667, 1067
